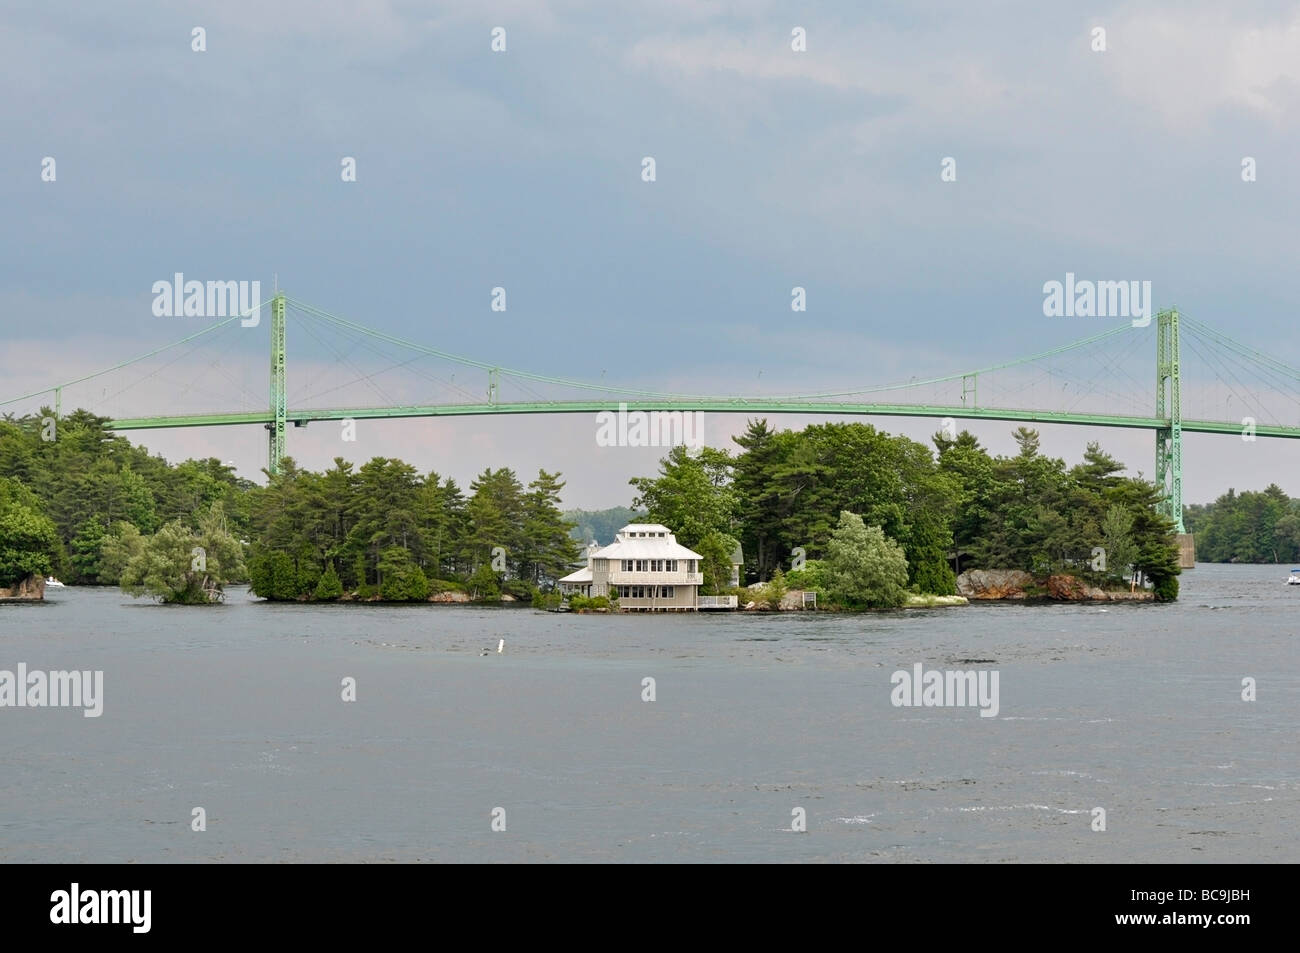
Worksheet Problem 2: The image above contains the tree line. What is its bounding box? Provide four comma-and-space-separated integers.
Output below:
0, 410, 578, 603
629, 420, 1182, 603
246, 457, 578, 601
1183, 484, 1300, 563
0, 410, 1182, 604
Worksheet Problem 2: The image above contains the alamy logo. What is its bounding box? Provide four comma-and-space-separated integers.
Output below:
152, 273, 261, 326
890, 663, 999, 717
1042, 273, 1152, 327
50, 883, 150, 933
595, 403, 704, 448
0, 663, 103, 717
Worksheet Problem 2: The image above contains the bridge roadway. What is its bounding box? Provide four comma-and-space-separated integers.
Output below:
100, 400, 1300, 439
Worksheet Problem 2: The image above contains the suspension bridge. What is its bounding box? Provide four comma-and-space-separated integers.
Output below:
5, 292, 1300, 546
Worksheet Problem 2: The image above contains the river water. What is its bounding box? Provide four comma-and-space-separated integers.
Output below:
1, 563, 1295, 863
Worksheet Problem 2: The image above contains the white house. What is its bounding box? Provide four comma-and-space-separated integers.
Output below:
559, 523, 737, 611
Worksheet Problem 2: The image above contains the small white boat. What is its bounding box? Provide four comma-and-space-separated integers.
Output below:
44, 577, 65, 588
1287, 571, 1300, 586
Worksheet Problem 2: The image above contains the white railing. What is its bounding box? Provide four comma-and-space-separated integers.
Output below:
607, 572, 703, 586
697, 595, 738, 609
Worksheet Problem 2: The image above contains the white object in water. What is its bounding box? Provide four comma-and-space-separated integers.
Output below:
1288, 571, 1300, 585
45, 577, 65, 588
497, 639, 505, 654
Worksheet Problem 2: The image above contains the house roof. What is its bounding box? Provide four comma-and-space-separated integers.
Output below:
592, 524, 702, 560
559, 567, 593, 583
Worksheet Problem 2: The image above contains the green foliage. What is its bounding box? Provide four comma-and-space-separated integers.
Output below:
1153, 574, 1179, 602
98, 522, 144, 585
566, 506, 645, 545
533, 590, 563, 609
753, 566, 788, 609
783, 558, 827, 593
624, 422, 1179, 601
0, 403, 1185, 608
0, 412, 252, 578
378, 547, 430, 601
250, 551, 298, 600
467, 563, 501, 601
0, 476, 60, 586
1100, 504, 1138, 581
240, 455, 578, 601
518, 470, 581, 586
119, 502, 244, 604
724, 420, 958, 591
629, 445, 737, 550
68, 516, 109, 583
1185, 484, 1297, 563
568, 594, 611, 611
314, 561, 343, 600
938, 432, 1180, 594
696, 529, 740, 595
824, 511, 910, 609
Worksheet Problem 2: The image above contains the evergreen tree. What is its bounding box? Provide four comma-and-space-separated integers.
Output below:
518, 470, 580, 586
314, 561, 344, 600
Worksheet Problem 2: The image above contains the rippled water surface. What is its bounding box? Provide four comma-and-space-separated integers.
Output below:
2, 563, 1296, 862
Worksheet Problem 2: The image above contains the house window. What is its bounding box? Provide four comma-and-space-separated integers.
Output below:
660, 586, 674, 598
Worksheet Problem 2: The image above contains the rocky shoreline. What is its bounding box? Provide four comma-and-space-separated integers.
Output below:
956, 569, 1153, 602
0, 574, 45, 601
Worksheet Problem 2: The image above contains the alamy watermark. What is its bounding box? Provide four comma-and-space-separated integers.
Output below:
1042, 273, 1152, 328
152, 273, 261, 326
1, 663, 103, 717
595, 403, 704, 449
50, 884, 150, 933
890, 663, 999, 717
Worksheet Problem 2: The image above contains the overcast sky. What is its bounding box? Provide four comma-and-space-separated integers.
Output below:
4, 1, 1300, 508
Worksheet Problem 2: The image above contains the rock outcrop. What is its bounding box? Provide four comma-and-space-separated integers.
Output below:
1045, 574, 1152, 601
956, 569, 1153, 601
429, 590, 471, 603
0, 574, 45, 601
956, 569, 1035, 599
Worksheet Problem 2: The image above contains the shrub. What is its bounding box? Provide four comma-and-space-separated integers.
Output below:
1153, 574, 1179, 602
533, 590, 563, 609
824, 510, 910, 609
754, 567, 788, 609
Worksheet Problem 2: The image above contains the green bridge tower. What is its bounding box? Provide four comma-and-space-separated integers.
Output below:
1155, 308, 1184, 533
267, 291, 286, 474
